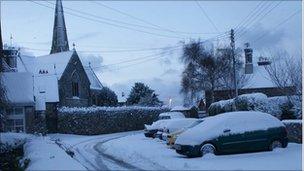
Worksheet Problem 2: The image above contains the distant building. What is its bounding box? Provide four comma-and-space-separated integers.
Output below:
0, 0, 104, 133
205, 45, 295, 108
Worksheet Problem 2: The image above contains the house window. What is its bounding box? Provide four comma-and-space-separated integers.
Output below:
6, 107, 25, 132
72, 82, 79, 97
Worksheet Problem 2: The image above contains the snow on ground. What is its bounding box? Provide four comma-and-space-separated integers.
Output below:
0, 132, 32, 147
23, 136, 86, 170
49, 131, 141, 170
100, 133, 302, 170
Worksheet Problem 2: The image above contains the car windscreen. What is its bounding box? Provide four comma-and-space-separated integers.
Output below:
158, 116, 170, 120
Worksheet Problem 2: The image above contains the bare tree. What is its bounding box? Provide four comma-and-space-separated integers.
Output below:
264, 51, 302, 117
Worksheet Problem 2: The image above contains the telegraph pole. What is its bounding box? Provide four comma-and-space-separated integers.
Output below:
230, 29, 238, 98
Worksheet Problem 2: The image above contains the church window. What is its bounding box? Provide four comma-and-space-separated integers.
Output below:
72, 82, 79, 97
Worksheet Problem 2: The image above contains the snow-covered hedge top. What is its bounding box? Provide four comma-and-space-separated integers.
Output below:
159, 112, 185, 119
282, 120, 302, 124
59, 106, 170, 114
175, 111, 284, 146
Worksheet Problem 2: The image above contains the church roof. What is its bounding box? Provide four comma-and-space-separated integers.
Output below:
84, 66, 103, 90
17, 50, 103, 103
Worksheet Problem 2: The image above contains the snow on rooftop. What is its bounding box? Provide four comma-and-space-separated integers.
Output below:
244, 65, 275, 89
84, 66, 103, 90
35, 51, 74, 79
1, 72, 34, 105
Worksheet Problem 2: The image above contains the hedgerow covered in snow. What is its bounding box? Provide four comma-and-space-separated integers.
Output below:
58, 106, 170, 135
208, 93, 300, 119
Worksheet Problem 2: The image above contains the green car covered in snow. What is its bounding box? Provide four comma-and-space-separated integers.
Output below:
174, 111, 288, 157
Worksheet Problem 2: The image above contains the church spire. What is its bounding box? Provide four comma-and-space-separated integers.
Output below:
50, 0, 69, 54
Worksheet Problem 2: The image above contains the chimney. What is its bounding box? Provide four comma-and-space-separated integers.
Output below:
244, 43, 253, 74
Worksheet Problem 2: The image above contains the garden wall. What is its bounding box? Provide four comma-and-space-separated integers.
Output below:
57, 106, 170, 135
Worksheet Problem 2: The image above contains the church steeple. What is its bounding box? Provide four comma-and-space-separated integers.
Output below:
50, 0, 69, 54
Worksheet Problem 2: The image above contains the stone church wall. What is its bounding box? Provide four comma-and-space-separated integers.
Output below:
58, 52, 91, 107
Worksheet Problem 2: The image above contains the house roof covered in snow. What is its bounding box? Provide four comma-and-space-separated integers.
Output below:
1, 72, 35, 106
35, 50, 74, 79
243, 65, 275, 89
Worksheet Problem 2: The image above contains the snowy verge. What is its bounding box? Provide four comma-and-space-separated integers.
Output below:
23, 136, 86, 170
100, 133, 302, 170
0, 132, 32, 148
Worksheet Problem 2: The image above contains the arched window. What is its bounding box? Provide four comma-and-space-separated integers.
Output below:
71, 70, 80, 97
72, 82, 79, 97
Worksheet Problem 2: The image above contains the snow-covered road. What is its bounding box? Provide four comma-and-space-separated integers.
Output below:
50, 131, 141, 170
50, 131, 302, 170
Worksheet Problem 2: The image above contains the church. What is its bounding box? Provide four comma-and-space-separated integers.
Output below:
0, 0, 103, 133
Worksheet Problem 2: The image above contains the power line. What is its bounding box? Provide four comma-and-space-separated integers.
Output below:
28, 0, 186, 39
235, 1, 273, 37
91, 46, 181, 69
22, 45, 182, 53
92, 1, 221, 35
195, 1, 220, 32
237, 1, 283, 40
234, 1, 264, 31
252, 9, 301, 44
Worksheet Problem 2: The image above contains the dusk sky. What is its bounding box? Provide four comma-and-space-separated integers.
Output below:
1, 1, 301, 105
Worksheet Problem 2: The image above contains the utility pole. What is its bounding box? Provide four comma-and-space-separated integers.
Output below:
230, 29, 238, 98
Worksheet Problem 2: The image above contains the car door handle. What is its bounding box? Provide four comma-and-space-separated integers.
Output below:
223, 129, 231, 133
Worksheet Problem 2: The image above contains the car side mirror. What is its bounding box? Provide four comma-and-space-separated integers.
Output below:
223, 129, 231, 133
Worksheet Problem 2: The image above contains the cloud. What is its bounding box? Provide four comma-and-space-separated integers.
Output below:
161, 68, 179, 76
79, 53, 104, 72
70, 32, 101, 42
237, 23, 286, 50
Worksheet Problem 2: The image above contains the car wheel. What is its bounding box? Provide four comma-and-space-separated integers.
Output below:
269, 140, 282, 151
200, 144, 216, 157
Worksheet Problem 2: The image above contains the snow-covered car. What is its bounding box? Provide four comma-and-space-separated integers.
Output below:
161, 118, 201, 141
144, 119, 172, 138
158, 112, 185, 120
174, 111, 288, 157
166, 119, 204, 146
144, 112, 186, 138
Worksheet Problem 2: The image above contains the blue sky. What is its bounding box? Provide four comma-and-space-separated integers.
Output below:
1, 1, 301, 105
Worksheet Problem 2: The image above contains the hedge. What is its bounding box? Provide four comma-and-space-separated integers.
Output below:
208, 93, 297, 119
57, 106, 170, 135
282, 120, 302, 143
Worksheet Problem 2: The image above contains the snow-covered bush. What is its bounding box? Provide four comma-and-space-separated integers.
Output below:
57, 106, 170, 135
0, 133, 31, 170
234, 93, 268, 112
208, 99, 235, 116
208, 93, 298, 119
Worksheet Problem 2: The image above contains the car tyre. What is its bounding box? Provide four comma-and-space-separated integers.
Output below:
200, 144, 216, 157
269, 140, 282, 151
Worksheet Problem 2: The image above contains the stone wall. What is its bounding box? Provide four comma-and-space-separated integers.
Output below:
57, 106, 170, 135
58, 51, 91, 107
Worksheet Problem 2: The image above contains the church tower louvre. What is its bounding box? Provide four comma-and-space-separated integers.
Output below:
50, 0, 69, 54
